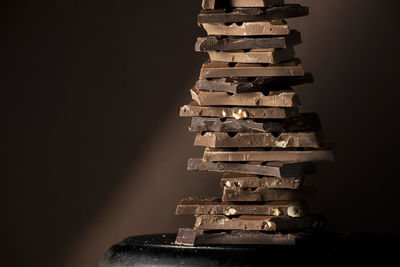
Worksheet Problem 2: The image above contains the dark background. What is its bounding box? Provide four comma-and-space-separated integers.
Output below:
2, 0, 400, 266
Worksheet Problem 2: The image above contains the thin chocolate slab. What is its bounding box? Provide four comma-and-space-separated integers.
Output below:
180, 102, 299, 119
198, 5, 309, 24
199, 60, 304, 79
194, 132, 321, 148
222, 187, 315, 202
189, 114, 321, 133
201, 0, 284, 10
203, 148, 335, 162
175, 228, 305, 246
195, 31, 301, 51
202, 20, 290, 36
194, 215, 323, 231
187, 158, 316, 178
191, 88, 300, 107
195, 74, 313, 94
221, 173, 304, 189
176, 199, 303, 217
207, 48, 294, 64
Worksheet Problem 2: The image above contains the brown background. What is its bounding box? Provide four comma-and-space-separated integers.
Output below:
2, 0, 400, 266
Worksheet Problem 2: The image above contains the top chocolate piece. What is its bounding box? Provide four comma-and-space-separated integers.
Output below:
202, 0, 284, 9
198, 5, 309, 24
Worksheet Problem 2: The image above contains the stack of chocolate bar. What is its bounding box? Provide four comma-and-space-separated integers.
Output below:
176, 0, 334, 246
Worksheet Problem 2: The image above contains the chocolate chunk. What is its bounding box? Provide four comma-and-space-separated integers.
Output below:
207, 48, 294, 64
199, 60, 304, 79
194, 132, 321, 148
189, 114, 321, 133
202, 20, 290, 36
191, 88, 300, 107
222, 187, 315, 202
221, 173, 304, 189
198, 5, 309, 24
187, 158, 316, 178
176, 199, 303, 217
195, 74, 313, 94
203, 148, 335, 162
175, 228, 305, 246
195, 31, 301, 51
201, 0, 284, 10
194, 215, 324, 231
180, 102, 299, 119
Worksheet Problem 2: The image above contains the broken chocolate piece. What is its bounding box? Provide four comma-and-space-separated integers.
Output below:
195, 31, 301, 51
176, 199, 303, 217
203, 148, 335, 162
195, 74, 313, 94
180, 102, 299, 119
221, 173, 304, 189
187, 158, 316, 178
222, 187, 315, 202
202, 0, 285, 10
191, 88, 300, 107
175, 228, 306, 246
198, 5, 309, 24
199, 60, 304, 79
207, 48, 294, 64
202, 20, 290, 36
194, 132, 321, 148
189, 114, 321, 133
194, 215, 324, 231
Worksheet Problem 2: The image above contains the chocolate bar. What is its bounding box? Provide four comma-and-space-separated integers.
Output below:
191, 88, 300, 107
203, 148, 335, 162
176, 199, 303, 217
194, 132, 321, 148
195, 74, 313, 94
199, 60, 304, 79
187, 158, 316, 178
221, 173, 304, 189
202, 21, 290, 36
207, 48, 294, 64
198, 5, 309, 24
189, 114, 321, 133
201, 0, 285, 10
194, 215, 324, 231
180, 102, 299, 119
222, 187, 315, 202
175, 228, 306, 246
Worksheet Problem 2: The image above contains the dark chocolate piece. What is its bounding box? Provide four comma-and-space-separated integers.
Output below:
202, 20, 290, 36
195, 31, 302, 51
176, 199, 303, 217
198, 5, 309, 24
195, 73, 313, 94
187, 158, 316, 178
221, 173, 305, 189
201, 0, 285, 10
200, 59, 304, 79
207, 48, 294, 64
222, 187, 315, 202
189, 113, 321, 133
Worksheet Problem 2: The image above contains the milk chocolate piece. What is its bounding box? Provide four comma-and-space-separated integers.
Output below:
207, 48, 294, 64
191, 88, 300, 107
195, 31, 301, 51
221, 173, 304, 189
175, 228, 304, 246
222, 187, 315, 202
203, 148, 335, 162
189, 114, 321, 133
198, 5, 309, 24
202, 0, 284, 10
202, 20, 290, 36
187, 158, 316, 178
200, 60, 304, 79
194, 132, 321, 148
195, 74, 313, 94
180, 102, 299, 119
194, 215, 324, 231
176, 199, 303, 217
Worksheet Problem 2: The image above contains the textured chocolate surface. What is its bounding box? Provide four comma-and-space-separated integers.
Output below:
207, 48, 294, 64
202, 20, 290, 36
222, 187, 314, 202
221, 173, 304, 189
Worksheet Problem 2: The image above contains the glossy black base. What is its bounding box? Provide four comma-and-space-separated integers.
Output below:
100, 232, 398, 266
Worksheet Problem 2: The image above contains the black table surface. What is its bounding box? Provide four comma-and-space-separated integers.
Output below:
100, 232, 399, 267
